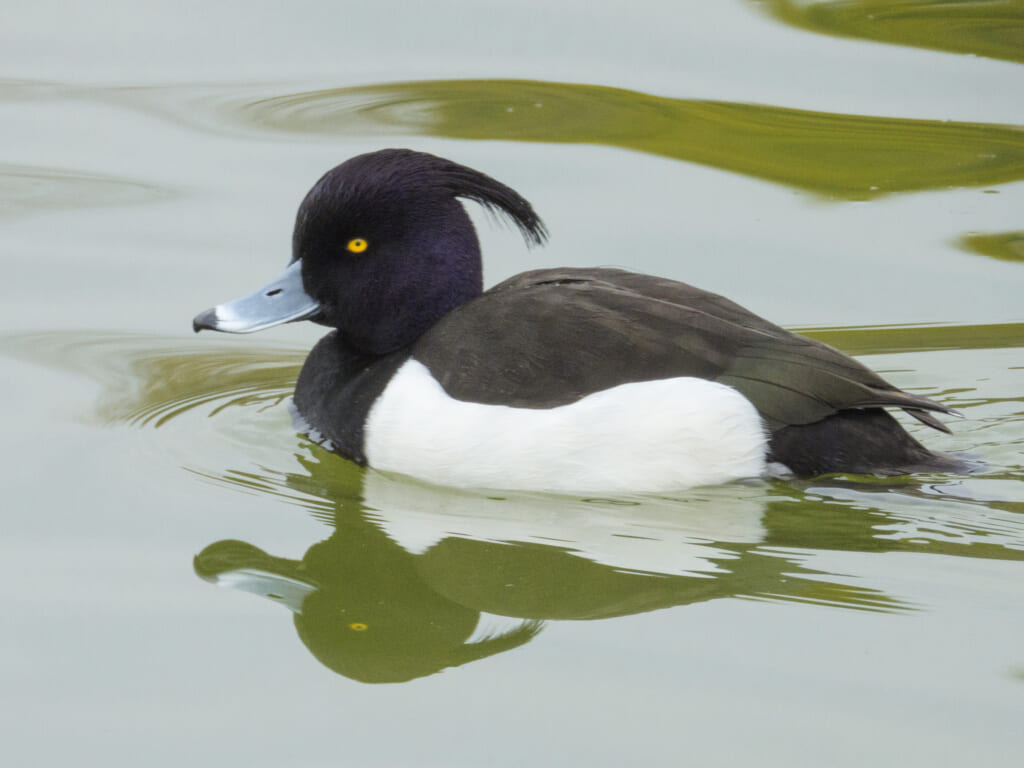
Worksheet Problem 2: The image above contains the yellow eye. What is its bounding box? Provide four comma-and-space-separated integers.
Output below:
346, 238, 368, 254
348, 622, 368, 632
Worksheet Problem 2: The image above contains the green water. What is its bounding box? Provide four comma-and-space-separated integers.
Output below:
2, 1, 1022, 766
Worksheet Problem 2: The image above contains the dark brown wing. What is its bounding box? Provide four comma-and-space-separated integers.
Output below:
412, 268, 954, 432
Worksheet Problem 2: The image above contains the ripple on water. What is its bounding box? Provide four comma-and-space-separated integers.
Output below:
10, 77, 1024, 200
5, 329, 1024, 682
3, 328, 1023, 591
0, 330, 302, 432
752, 0, 1024, 65
958, 231, 1024, 264
233, 79, 1024, 199
0, 163, 177, 219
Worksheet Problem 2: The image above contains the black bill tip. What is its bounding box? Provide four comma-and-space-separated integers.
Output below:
193, 308, 218, 333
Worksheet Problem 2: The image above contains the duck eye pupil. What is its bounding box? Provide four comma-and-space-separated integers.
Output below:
347, 238, 368, 254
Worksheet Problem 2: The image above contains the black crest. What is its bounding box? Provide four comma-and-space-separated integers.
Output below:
316, 149, 548, 247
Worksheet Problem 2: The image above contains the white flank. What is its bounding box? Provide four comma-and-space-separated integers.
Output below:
364, 360, 767, 493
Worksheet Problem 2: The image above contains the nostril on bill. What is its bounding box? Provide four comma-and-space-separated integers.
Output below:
266, 288, 283, 296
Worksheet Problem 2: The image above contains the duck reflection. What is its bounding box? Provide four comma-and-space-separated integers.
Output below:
193, 449, 902, 684
196, 523, 541, 685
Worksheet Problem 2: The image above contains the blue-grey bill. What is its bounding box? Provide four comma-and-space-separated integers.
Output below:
192, 260, 321, 333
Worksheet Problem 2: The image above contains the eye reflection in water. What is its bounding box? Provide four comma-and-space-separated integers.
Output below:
4, 330, 1023, 685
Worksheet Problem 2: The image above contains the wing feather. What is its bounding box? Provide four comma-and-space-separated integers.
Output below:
413, 268, 954, 432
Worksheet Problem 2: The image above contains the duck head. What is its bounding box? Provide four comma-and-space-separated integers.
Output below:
193, 149, 547, 355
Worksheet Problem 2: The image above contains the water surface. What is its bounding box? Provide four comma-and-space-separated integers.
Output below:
2, 1, 1022, 766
